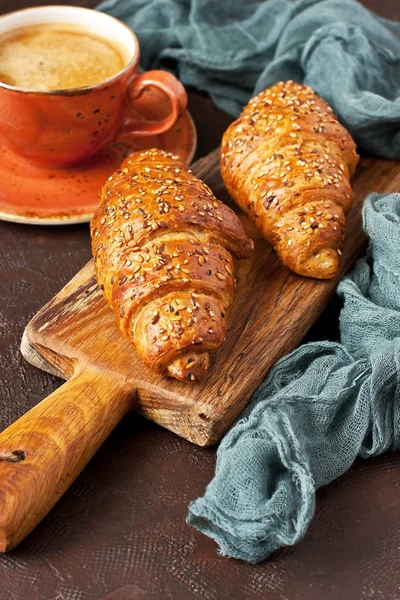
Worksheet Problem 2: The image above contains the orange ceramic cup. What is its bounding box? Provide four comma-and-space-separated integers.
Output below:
0, 6, 188, 168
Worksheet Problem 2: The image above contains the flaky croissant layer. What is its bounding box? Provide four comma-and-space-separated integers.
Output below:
221, 81, 359, 279
91, 148, 253, 382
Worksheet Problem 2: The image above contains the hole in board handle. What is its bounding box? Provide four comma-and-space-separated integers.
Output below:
0, 450, 26, 463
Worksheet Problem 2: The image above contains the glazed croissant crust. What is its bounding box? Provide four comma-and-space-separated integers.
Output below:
91, 148, 253, 382
221, 81, 359, 279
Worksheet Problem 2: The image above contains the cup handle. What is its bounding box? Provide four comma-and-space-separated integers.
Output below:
120, 70, 187, 137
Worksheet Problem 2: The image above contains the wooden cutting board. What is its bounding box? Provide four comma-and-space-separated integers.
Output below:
1, 147, 399, 553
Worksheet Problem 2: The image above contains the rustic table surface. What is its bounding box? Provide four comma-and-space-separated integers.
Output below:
1, 1, 400, 599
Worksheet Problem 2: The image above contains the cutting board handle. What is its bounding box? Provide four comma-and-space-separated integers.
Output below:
0, 368, 133, 552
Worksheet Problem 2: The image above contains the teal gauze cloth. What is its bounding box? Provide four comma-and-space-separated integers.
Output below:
97, 0, 400, 157
187, 193, 400, 562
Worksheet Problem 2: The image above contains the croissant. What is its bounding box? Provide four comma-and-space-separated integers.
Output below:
91, 148, 253, 382
221, 81, 360, 279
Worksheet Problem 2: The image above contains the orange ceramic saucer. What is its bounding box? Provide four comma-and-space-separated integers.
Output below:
0, 87, 197, 225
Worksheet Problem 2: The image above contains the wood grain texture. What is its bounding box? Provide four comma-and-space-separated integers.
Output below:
0, 368, 132, 551
21, 149, 400, 451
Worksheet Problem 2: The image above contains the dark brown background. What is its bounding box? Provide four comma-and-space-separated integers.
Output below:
1, 1, 400, 599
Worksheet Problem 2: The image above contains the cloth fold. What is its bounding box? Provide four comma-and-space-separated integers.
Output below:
98, 0, 400, 157
187, 193, 400, 563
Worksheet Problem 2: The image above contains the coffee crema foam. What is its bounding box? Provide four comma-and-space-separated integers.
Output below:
0, 23, 128, 91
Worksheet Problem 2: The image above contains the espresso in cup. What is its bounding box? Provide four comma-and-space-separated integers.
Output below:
0, 6, 187, 168
0, 23, 128, 91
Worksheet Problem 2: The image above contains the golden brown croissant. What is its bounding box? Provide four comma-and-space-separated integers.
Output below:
91, 148, 253, 382
221, 81, 360, 279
